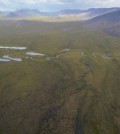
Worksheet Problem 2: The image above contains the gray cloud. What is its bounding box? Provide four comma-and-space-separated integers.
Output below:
0, 0, 120, 11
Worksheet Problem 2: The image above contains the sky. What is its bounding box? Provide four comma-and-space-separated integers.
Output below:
0, 0, 120, 11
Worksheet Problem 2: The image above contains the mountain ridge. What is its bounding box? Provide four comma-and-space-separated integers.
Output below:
1, 7, 119, 18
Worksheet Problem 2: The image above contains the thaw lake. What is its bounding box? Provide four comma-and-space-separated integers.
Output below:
61, 49, 70, 52
0, 46, 27, 50
3, 55, 22, 61
0, 58, 11, 62
26, 52, 45, 56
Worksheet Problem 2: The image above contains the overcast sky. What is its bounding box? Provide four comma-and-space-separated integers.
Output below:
0, 0, 120, 11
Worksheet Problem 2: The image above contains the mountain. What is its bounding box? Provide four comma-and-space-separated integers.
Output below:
7, 9, 87, 18
6, 8, 120, 18
58, 9, 85, 14
87, 9, 120, 27
7, 9, 41, 17
57, 8, 119, 16
84, 9, 120, 36
3, 8, 120, 36
55, 8, 120, 22
0, 8, 119, 22
87, 7, 119, 16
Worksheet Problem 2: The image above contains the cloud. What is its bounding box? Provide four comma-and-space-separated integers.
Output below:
0, 0, 120, 11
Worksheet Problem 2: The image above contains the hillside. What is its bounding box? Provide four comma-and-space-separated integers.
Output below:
86, 9, 120, 28
83, 9, 120, 36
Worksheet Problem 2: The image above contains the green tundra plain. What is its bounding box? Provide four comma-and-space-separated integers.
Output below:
0, 21, 120, 134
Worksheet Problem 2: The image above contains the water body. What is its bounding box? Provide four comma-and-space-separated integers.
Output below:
3, 55, 22, 62
61, 49, 70, 52
0, 46, 27, 50
26, 52, 45, 56
0, 58, 11, 62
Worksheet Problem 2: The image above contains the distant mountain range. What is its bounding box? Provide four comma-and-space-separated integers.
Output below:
0, 7, 120, 36
7, 9, 41, 17
0, 8, 119, 22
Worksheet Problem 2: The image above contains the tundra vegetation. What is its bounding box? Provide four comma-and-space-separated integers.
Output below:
0, 20, 120, 134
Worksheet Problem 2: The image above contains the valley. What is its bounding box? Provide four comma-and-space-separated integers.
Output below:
0, 8, 120, 134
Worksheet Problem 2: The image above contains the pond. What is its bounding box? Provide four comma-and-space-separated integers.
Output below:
3, 55, 22, 62
0, 46, 27, 50
0, 58, 11, 62
26, 52, 45, 56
